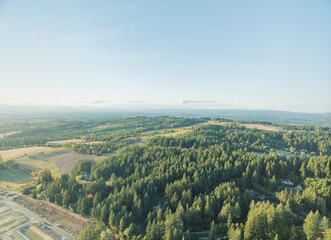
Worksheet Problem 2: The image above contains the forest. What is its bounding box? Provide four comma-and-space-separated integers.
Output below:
0, 116, 206, 154
23, 120, 330, 240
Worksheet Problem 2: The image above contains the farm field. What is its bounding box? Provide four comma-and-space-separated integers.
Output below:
0, 147, 53, 160
52, 149, 105, 174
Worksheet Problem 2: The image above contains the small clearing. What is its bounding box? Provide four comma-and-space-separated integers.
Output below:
47, 139, 85, 145
239, 124, 280, 132
54, 151, 105, 174
204, 121, 230, 126
47, 139, 105, 146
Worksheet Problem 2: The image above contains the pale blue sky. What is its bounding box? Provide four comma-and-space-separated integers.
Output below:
0, 0, 330, 112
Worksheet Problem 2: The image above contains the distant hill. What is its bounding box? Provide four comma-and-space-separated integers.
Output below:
0, 105, 330, 126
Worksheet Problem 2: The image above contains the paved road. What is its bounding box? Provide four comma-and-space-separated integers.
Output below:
0, 195, 74, 240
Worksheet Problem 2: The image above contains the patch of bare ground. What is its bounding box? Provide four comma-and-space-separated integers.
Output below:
54, 152, 106, 174
13, 195, 90, 235
239, 124, 280, 132
0, 147, 53, 160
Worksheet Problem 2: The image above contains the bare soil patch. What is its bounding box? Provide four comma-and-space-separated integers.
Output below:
13, 195, 90, 235
0, 147, 53, 160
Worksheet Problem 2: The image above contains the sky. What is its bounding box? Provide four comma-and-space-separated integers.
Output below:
0, 0, 330, 113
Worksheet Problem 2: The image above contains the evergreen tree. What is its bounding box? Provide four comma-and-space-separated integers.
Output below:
303, 211, 322, 240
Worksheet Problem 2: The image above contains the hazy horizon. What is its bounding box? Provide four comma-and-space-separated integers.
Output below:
1, 1, 330, 113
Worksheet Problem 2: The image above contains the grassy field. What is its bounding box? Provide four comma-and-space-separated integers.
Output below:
47, 139, 85, 145
0, 147, 53, 160
0, 169, 36, 189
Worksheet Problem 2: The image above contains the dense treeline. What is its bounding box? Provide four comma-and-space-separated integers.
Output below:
30, 123, 331, 239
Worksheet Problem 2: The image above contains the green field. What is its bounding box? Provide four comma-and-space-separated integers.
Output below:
0, 169, 36, 189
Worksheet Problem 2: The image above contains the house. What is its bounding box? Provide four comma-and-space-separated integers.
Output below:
295, 184, 303, 190
282, 180, 294, 186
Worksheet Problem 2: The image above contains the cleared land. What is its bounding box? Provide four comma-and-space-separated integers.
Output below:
13, 195, 90, 235
0, 203, 11, 214
0, 211, 29, 235
47, 139, 85, 145
0, 191, 75, 240
53, 150, 105, 174
0, 147, 105, 188
0, 169, 35, 189
47, 139, 105, 146
21, 224, 64, 240
0, 131, 21, 138
205, 121, 280, 131
0, 147, 53, 160
239, 124, 280, 132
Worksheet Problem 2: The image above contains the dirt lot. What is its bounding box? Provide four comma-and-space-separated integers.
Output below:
13, 195, 90, 235
0, 147, 53, 160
